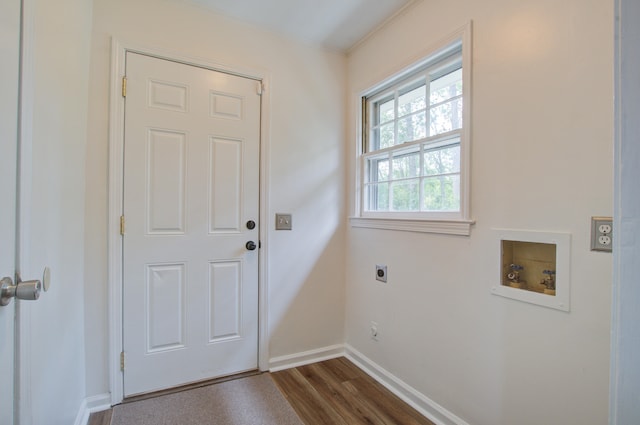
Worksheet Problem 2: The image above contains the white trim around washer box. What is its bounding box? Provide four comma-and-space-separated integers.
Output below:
107, 38, 271, 405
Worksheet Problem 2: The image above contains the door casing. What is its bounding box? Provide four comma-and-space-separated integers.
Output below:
107, 39, 271, 404
6, 0, 38, 423
0, 0, 20, 423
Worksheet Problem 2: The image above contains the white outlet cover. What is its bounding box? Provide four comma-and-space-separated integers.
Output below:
370, 321, 379, 340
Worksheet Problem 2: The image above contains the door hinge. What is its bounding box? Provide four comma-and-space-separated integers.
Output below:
120, 215, 125, 235
257, 81, 263, 96
120, 351, 125, 371
122, 76, 127, 98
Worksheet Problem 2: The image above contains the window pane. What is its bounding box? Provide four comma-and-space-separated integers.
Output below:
422, 175, 460, 211
367, 183, 389, 211
377, 98, 394, 124
430, 68, 462, 105
399, 85, 426, 117
368, 157, 389, 182
392, 152, 420, 179
374, 122, 395, 150
398, 112, 426, 144
429, 98, 462, 136
391, 179, 420, 211
423, 144, 460, 176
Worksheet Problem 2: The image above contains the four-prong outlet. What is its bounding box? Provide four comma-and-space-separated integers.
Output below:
375, 265, 387, 282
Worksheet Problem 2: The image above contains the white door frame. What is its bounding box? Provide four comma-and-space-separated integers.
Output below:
0, 0, 21, 423
107, 39, 271, 404
610, 0, 640, 421
17, 0, 36, 423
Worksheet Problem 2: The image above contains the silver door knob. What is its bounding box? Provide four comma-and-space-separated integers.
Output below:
1, 276, 42, 306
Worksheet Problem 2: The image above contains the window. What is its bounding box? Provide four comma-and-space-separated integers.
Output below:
353, 28, 472, 235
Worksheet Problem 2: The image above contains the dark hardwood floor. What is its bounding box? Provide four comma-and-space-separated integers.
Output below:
271, 357, 435, 425
88, 357, 434, 425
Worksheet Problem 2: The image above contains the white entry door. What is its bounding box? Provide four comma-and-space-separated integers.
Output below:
0, 0, 21, 422
122, 52, 261, 396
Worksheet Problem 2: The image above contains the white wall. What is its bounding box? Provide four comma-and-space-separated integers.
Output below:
610, 0, 640, 422
346, 1, 613, 424
84, 0, 347, 396
19, 0, 93, 423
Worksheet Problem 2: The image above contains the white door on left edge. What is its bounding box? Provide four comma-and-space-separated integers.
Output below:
0, 0, 20, 422
122, 52, 261, 396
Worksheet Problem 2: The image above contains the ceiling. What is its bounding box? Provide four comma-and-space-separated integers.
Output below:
186, 0, 415, 52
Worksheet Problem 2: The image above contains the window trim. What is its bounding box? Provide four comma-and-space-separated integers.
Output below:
351, 22, 474, 235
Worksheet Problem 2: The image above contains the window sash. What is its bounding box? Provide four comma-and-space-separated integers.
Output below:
365, 55, 462, 154
363, 132, 461, 213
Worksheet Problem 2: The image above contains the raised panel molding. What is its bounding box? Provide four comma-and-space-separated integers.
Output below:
146, 263, 186, 352
147, 129, 186, 234
210, 91, 243, 120
148, 79, 189, 112
209, 137, 243, 233
209, 261, 242, 342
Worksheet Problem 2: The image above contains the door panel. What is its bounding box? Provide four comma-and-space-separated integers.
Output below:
0, 0, 21, 423
209, 260, 242, 341
146, 263, 186, 352
210, 138, 243, 232
147, 129, 186, 233
123, 53, 261, 396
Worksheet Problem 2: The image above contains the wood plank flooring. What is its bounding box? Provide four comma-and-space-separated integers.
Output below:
87, 409, 112, 425
88, 357, 434, 425
271, 357, 435, 425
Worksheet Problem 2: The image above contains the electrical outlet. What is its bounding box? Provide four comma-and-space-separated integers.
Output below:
591, 217, 613, 252
375, 265, 387, 282
370, 321, 379, 341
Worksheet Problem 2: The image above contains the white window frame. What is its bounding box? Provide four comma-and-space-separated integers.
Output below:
351, 23, 474, 235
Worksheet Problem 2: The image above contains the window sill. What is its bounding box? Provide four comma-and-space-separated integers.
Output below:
349, 216, 475, 236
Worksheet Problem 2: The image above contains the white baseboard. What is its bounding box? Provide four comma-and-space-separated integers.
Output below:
77, 347, 466, 425
268, 344, 345, 372
344, 344, 470, 425
73, 393, 112, 425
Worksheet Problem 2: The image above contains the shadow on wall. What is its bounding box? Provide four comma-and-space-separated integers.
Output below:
267, 136, 346, 359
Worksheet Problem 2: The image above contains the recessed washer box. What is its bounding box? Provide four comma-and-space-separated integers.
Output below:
492, 229, 571, 312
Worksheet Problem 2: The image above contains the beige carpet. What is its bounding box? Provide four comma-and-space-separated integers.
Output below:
111, 374, 303, 425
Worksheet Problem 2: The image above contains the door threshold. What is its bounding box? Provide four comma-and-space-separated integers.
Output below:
122, 369, 262, 404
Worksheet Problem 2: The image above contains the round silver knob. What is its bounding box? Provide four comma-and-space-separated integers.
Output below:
16, 279, 41, 301
0, 275, 44, 306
